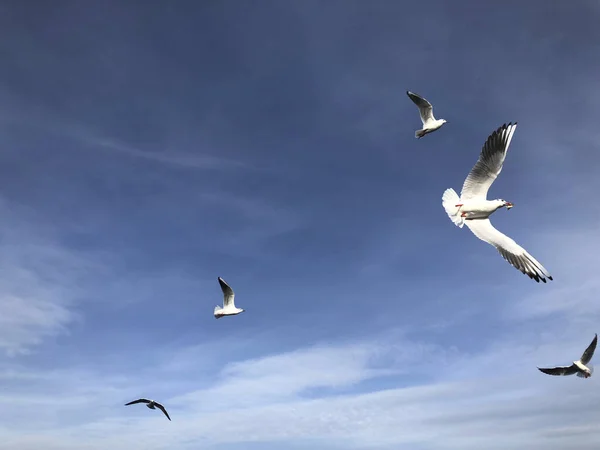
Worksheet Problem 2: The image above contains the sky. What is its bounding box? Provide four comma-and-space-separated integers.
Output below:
1, 0, 600, 448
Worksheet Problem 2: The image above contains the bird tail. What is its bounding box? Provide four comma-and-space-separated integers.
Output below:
442, 188, 465, 228
214, 305, 223, 319
415, 129, 426, 138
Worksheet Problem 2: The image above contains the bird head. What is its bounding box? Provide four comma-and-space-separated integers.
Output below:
500, 199, 513, 210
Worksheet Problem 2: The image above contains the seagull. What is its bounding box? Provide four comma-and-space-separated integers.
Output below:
538, 334, 598, 378
124, 398, 171, 421
214, 276, 245, 319
406, 91, 447, 138
441, 123, 552, 282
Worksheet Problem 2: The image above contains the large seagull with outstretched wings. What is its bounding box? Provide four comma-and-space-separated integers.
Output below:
442, 123, 552, 282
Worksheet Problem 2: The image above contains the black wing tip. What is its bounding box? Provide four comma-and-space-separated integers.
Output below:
407, 91, 424, 101
530, 274, 553, 283
497, 122, 517, 133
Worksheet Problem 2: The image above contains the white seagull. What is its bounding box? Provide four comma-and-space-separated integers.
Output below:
214, 276, 245, 319
538, 334, 597, 378
406, 90, 447, 138
442, 122, 552, 282
125, 398, 171, 421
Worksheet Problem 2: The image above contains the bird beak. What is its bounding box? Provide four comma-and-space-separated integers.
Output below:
506, 202, 513, 210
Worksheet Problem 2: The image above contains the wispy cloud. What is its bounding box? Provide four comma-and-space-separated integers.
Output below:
80, 134, 255, 172
0, 201, 106, 356
3, 326, 600, 450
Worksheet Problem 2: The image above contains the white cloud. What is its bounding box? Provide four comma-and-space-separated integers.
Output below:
5, 322, 600, 449
0, 202, 104, 356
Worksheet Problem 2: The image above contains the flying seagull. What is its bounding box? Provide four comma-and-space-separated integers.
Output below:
406, 90, 447, 138
441, 123, 552, 282
538, 334, 597, 378
124, 398, 171, 421
214, 276, 245, 319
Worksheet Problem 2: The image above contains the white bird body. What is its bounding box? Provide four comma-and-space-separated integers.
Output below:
214, 304, 244, 317
441, 123, 552, 283
406, 91, 447, 138
414, 118, 446, 139
214, 277, 245, 319
456, 199, 506, 220
574, 360, 591, 374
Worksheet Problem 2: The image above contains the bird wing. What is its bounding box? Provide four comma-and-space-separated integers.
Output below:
218, 277, 235, 307
125, 398, 150, 406
538, 365, 578, 376
155, 402, 171, 421
460, 123, 517, 201
406, 91, 435, 125
580, 334, 598, 365
464, 219, 552, 283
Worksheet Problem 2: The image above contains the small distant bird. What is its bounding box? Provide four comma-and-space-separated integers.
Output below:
406, 90, 447, 138
214, 277, 245, 319
124, 398, 171, 421
538, 334, 598, 378
442, 123, 552, 283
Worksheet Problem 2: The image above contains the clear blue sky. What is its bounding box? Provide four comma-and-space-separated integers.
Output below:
1, 1, 600, 448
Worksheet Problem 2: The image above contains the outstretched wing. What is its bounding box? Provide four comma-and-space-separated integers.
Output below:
125, 398, 150, 406
218, 277, 235, 307
155, 402, 171, 421
464, 219, 552, 283
460, 123, 517, 201
538, 365, 578, 376
580, 334, 598, 365
406, 91, 435, 125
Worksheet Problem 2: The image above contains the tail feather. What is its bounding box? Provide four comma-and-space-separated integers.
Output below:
214, 305, 223, 319
442, 188, 464, 228
415, 129, 426, 138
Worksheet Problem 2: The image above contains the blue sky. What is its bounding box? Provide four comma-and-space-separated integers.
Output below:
1, 0, 600, 448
